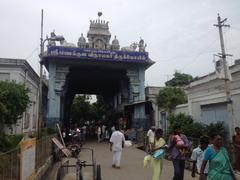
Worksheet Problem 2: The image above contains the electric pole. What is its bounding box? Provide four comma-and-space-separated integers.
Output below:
214, 14, 234, 138
38, 9, 44, 138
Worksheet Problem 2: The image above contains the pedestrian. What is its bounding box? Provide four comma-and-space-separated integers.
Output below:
110, 125, 115, 137
105, 127, 110, 139
97, 125, 101, 142
150, 128, 166, 180
111, 125, 115, 133
168, 125, 190, 180
200, 133, 236, 180
232, 127, 240, 171
102, 124, 106, 140
146, 126, 155, 152
82, 124, 87, 143
190, 136, 209, 179
110, 125, 125, 169
62, 129, 66, 143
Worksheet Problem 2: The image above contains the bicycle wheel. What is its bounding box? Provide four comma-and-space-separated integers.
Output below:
79, 174, 84, 180
96, 164, 101, 180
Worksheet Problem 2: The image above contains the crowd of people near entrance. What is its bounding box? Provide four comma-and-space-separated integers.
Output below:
62, 123, 118, 145
144, 125, 239, 180
61, 122, 239, 180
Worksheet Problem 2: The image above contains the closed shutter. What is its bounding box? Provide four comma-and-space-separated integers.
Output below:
201, 103, 228, 135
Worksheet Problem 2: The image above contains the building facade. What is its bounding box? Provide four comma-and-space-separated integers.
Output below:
183, 60, 240, 139
145, 86, 170, 132
145, 60, 240, 138
0, 58, 39, 135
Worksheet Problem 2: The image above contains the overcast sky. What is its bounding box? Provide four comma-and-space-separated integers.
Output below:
0, 0, 239, 86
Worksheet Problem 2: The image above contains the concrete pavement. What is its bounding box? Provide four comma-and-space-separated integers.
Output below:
62, 141, 194, 180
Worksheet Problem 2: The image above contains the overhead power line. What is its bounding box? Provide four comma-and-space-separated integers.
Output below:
25, 47, 39, 60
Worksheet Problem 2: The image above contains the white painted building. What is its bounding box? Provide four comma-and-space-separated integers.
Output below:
183, 60, 240, 139
0, 58, 39, 135
145, 86, 168, 131
145, 60, 240, 138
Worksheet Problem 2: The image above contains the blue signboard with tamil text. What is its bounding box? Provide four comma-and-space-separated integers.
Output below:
47, 46, 149, 63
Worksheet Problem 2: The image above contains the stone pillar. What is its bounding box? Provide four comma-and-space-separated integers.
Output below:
126, 69, 139, 103
126, 68, 146, 129
47, 63, 69, 127
138, 67, 145, 101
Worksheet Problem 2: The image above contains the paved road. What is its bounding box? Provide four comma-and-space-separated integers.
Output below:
62, 141, 194, 180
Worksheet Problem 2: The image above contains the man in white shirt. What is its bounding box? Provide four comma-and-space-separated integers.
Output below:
146, 126, 155, 152
110, 125, 125, 169
191, 136, 209, 179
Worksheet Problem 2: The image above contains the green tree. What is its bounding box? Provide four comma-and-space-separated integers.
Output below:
167, 113, 205, 138
156, 87, 187, 113
167, 113, 226, 139
70, 95, 92, 125
205, 122, 225, 138
0, 81, 30, 131
165, 71, 193, 87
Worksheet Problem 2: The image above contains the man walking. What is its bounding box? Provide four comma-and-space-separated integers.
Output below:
191, 136, 209, 179
110, 125, 125, 169
146, 126, 155, 152
168, 125, 190, 180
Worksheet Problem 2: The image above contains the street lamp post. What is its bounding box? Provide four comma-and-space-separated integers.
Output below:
38, 10, 65, 137
38, 35, 64, 137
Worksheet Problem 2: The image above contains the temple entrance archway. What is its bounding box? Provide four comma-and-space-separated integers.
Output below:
42, 14, 154, 129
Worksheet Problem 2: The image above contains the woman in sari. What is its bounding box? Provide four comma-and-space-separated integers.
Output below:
150, 128, 166, 180
199, 133, 236, 180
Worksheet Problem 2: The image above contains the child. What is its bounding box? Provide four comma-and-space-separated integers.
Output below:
174, 134, 186, 155
174, 134, 184, 146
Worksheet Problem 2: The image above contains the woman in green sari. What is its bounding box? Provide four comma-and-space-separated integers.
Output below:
199, 134, 236, 180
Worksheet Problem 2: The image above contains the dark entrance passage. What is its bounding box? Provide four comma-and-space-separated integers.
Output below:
63, 65, 129, 130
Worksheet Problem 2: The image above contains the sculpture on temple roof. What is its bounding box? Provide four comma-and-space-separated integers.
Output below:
138, 37, 147, 52
78, 33, 87, 48
48, 30, 57, 46
111, 35, 120, 50
121, 42, 138, 52
88, 12, 111, 49
98, 12, 103, 18
60, 39, 76, 47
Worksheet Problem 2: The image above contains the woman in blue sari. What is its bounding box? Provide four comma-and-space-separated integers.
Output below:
199, 134, 236, 180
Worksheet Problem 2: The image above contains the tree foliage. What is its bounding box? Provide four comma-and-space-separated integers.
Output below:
0, 81, 30, 128
167, 113, 226, 138
165, 71, 193, 87
70, 95, 110, 125
167, 113, 204, 138
156, 87, 187, 112
70, 95, 92, 125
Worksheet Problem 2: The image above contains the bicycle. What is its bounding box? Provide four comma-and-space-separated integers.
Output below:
59, 148, 102, 180
76, 159, 101, 180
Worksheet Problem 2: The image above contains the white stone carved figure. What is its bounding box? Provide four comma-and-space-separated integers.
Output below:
138, 38, 147, 52
48, 31, 57, 46
121, 42, 138, 52
60, 39, 76, 47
